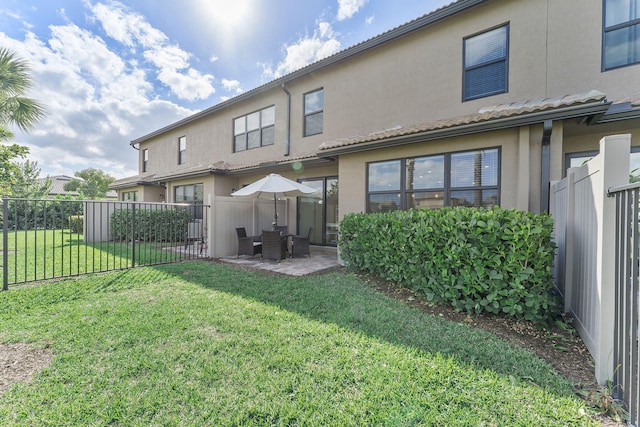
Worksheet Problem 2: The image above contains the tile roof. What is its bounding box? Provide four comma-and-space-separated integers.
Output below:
318, 90, 609, 152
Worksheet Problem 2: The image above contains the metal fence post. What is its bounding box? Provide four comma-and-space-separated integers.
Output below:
131, 202, 136, 269
2, 198, 8, 291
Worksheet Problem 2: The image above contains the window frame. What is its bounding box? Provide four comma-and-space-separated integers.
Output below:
233, 105, 275, 152
602, 0, 640, 70
178, 136, 186, 165
304, 88, 324, 137
174, 183, 204, 220
142, 149, 148, 173
121, 191, 138, 201
366, 147, 501, 213
462, 24, 510, 102
565, 146, 640, 176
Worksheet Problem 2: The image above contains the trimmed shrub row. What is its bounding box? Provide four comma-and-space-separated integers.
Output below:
68, 215, 83, 234
110, 208, 192, 242
339, 207, 558, 323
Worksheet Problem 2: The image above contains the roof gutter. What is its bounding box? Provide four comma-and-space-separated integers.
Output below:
540, 120, 553, 213
318, 101, 611, 157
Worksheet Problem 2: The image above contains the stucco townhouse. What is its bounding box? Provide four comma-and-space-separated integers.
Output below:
111, 0, 640, 251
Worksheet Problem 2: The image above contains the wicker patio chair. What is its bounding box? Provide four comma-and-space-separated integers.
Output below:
261, 230, 287, 261
292, 227, 313, 258
236, 227, 262, 258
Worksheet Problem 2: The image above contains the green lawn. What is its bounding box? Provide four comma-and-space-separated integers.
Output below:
0, 261, 602, 426
2, 229, 184, 285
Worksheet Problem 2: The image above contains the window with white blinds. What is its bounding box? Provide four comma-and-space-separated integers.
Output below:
463, 25, 509, 101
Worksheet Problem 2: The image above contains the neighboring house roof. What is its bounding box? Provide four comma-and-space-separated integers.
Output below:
45, 175, 117, 199
130, 0, 488, 146
44, 175, 80, 196
318, 90, 614, 155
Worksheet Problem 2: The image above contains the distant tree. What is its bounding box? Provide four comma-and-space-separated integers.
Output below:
0, 143, 29, 197
12, 160, 51, 198
64, 168, 115, 199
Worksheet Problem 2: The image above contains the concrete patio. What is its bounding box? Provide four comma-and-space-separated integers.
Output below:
217, 245, 341, 276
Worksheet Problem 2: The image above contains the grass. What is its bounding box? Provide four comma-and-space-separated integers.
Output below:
0, 261, 602, 426
1, 229, 185, 284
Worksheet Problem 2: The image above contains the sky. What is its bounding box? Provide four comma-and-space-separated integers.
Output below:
1, 0, 451, 179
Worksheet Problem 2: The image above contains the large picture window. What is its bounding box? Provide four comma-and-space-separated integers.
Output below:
304, 88, 323, 136
234, 106, 275, 152
603, 0, 640, 70
463, 25, 509, 101
367, 148, 500, 213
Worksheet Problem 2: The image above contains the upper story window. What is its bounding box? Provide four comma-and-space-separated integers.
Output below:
178, 136, 186, 164
367, 148, 500, 213
234, 106, 275, 152
463, 25, 509, 101
142, 149, 149, 173
304, 88, 323, 136
603, 0, 640, 70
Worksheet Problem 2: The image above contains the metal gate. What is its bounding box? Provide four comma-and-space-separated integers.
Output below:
611, 182, 640, 426
1, 198, 208, 290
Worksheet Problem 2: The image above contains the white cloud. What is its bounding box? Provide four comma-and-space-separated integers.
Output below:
222, 78, 242, 94
0, 2, 197, 179
89, 0, 215, 102
337, 0, 368, 21
262, 22, 341, 79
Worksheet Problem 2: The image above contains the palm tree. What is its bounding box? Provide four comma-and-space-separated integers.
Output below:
0, 47, 45, 139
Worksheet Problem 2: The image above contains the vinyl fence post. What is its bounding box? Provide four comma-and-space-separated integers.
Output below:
2, 198, 8, 291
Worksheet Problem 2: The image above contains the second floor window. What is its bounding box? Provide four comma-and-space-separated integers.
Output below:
234, 106, 275, 152
463, 25, 509, 101
178, 136, 186, 164
304, 88, 323, 136
142, 149, 149, 172
603, 0, 640, 70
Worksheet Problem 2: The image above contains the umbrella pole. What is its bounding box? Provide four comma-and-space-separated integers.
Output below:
273, 194, 277, 226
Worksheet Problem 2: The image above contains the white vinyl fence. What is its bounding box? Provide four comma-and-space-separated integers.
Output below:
550, 134, 631, 384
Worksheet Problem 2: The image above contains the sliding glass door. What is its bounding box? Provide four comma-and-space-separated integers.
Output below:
298, 177, 338, 246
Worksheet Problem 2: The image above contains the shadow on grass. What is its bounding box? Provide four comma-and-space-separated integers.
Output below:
156, 260, 576, 396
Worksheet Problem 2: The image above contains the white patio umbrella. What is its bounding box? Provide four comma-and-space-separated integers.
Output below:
231, 173, 317, 225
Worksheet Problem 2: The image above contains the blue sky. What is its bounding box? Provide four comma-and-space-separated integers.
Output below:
1, 0, 450, 179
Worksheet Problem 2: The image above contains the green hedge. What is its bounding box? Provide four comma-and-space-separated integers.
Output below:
68, 215, 83, 233
339, 207, 558, 323
110, 208, 192, 242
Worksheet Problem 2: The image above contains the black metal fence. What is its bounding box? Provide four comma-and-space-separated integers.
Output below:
611, 182, 640, 426
1, 198, 208, 290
